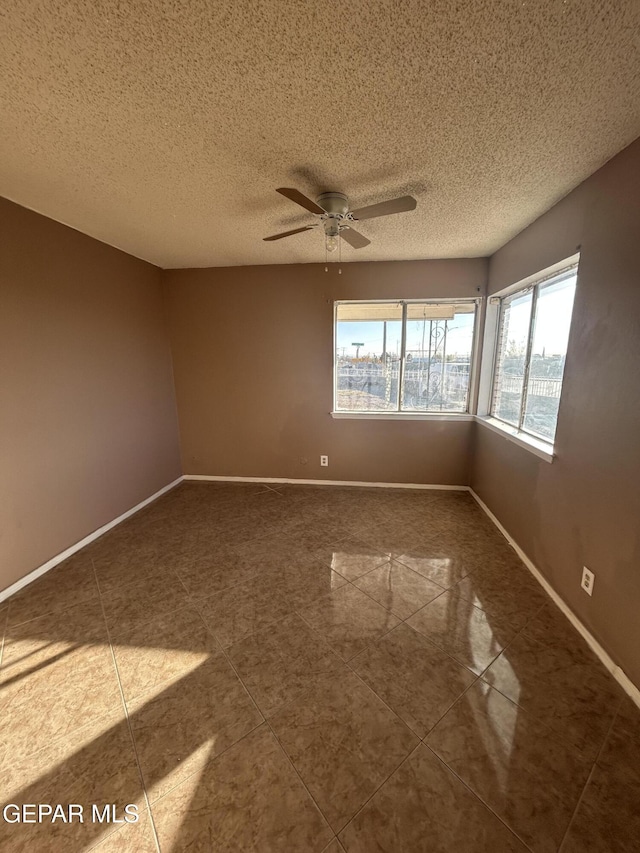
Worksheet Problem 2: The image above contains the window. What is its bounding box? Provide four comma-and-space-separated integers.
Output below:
491, 263, 578, 443
334, 300, 478, 415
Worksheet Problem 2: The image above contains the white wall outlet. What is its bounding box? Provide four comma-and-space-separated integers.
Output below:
320, 455, 329, 467
581, 567, 595, 596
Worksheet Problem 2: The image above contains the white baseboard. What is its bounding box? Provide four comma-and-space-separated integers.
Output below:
0, 477, 184, 604
469, 489, 640, 709
183, 474, 469, 491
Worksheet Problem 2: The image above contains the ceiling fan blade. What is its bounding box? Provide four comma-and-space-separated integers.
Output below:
340, 226, 371, 249
350, 195, 417, 221
263, 225, 315, 242
276, 187, 326, 214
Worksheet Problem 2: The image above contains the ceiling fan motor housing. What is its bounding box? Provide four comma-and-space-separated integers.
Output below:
317, 192, 349, 236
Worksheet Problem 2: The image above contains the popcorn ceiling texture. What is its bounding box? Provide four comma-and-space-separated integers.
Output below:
1, 0, 639, 268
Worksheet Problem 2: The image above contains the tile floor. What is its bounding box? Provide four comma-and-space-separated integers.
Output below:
0, 482, 638, 852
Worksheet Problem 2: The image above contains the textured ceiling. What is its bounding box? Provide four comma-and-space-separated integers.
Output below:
1, 1, 639, 268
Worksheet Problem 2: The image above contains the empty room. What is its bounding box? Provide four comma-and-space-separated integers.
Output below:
1, 1, 639, 851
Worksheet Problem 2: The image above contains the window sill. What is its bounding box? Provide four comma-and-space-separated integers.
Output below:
331, 412, 475, 421
475, 416, 554, 462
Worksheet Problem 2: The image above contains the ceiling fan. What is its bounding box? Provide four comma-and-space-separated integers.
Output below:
263, 188, 417, 252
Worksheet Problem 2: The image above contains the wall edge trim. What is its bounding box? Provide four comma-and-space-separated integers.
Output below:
469, 488, 640, 709
183, 474, 469, 490
0, 476, 184, 603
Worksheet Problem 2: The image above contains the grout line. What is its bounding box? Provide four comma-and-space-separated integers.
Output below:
557, 693, 624, 852
216, 642, 336, 840
348, 568, 449, 622
418, 672, 483, 743
334, 742, 424, 841
423, 743, 536, 852
320, 838, 344, 853
92, 559, 162, 853
145, 718, 267, 810
345, 657, 424, 740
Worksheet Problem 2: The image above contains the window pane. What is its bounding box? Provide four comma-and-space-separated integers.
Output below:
401, 303, 476, 412
492, 290, 533, 426
522, 273, 577, 440
335, 303, 402, 411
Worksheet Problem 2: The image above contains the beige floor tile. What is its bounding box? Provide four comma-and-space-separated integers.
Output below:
560, 759, 640, 852
392, 534, 479, 588
322, 839, 347, 853
481, 630, 623, 758
356, 525, 422, 558
595, 696, 640, 781
521, 602, 594, 650
353, 560, 445, 619
269, 669, 418, 832
0, 707, 146, 853
90, 537, 166, 593
393, 549, 474, 588
6, 554, 99, 627
175, 534, 315, 600
298, 585, 400, 662
350, 622, 476, 737
234, 531, 317, 566
152, 724, 332, 852
88, 810, 157, 853
227, 613, 348, 717
128, 655, 263, 801
338, 744, 528, 852
197, 574, 297, 648
101, 568, 190, 636
454, 566, 547, 627
1, 598, 108, 678
285, 518, 354, 551
264, 561, 348, 608
427, 681, 593, 852
406, 588, 521, 675
112, 602, 220, 702
0, 642, 121, 769
558, 694, 640, 852
311, 538, 390, 580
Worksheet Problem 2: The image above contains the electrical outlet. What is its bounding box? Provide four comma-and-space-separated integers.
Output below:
581, 567, 595, 596
320, 455, 329, 467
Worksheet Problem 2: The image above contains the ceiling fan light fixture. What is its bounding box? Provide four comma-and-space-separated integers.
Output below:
325, 233, 339, 253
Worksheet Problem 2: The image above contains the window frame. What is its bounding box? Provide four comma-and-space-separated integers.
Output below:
483, 256, 579, 451
332, 297, 481, 418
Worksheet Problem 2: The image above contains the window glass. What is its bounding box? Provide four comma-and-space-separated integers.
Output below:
401, 303, 476, 412
490, 263, 578, 444
522, 274, 577, 440
492, 290, 533, 426
335, 301, 477, 414
335, 303, 402, 412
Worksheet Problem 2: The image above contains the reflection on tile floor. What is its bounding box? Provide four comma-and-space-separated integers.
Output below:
0, 482, 637, 851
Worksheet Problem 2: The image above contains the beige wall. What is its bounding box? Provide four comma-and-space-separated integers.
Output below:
471, 138, 640, 687
164, 259, 487, 486
0, 198, 181, 592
